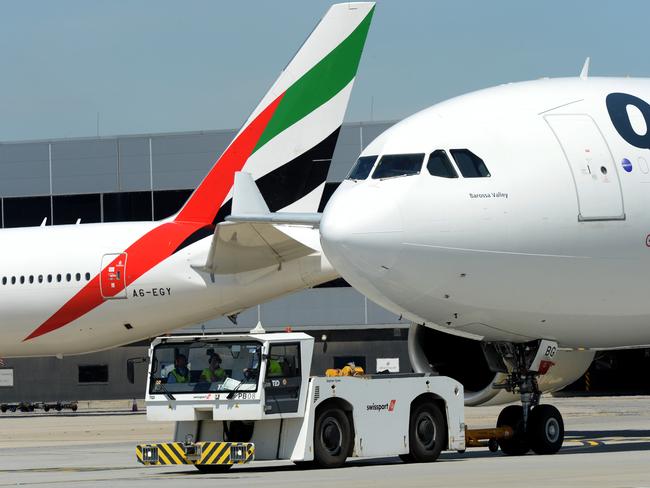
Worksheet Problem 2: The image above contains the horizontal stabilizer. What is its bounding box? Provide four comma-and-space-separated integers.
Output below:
204, 222, 318, 274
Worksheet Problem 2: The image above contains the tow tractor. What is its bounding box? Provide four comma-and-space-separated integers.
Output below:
135, 329, 478, 471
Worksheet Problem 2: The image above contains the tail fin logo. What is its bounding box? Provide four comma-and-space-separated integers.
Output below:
175, 3, 375, 226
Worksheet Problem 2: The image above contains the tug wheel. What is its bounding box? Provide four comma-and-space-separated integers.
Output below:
314, 408, 352, 468
408, 401, 446, 462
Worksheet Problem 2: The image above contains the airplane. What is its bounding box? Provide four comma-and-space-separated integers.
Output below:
231, 61, 650, 455
0, 2, 375, 358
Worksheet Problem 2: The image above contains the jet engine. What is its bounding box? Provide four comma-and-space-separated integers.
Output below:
408, 323, 595, 406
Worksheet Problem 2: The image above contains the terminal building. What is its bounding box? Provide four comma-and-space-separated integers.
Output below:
0, 121, 414, 402
1, 122, 648, 404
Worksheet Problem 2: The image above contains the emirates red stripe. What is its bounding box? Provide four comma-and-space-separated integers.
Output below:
175, 92, 285, 224
24, 222, 204, 341
24, 93, 286, 342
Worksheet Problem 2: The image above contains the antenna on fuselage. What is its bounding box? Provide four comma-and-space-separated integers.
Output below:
580, 57, 590, 79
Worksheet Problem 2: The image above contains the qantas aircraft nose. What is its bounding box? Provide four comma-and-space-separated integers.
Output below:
320, 182, 404, 280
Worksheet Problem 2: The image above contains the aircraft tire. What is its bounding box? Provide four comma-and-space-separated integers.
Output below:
497, 405, 530, 456
527, 404, 564, 455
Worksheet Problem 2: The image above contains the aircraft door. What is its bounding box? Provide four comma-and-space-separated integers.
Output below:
545, 114, 625, 221
100, 253, 128, 299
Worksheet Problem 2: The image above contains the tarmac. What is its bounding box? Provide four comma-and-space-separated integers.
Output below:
1, 396, 649, 487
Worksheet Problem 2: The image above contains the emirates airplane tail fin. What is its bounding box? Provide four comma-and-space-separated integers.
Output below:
174, 2, 375, 226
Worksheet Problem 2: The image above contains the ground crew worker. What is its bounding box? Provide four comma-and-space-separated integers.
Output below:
267, 357, 283, 377
201, 353, 226, 382
166, 354, 189, 383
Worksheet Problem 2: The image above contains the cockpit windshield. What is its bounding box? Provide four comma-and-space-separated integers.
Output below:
346, 155, 378, 180
450, 149, 490, 178
149, 341, 262, 395
372, 153, 425, 179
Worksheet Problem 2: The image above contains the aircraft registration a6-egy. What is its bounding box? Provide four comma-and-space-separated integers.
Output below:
0, 2, 375, 358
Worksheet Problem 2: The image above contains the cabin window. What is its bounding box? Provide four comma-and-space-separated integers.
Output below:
372, 153, 425, 179
66, 273, 71, 282
85, 272, 91, 281
347, 155, 378, 180
11, 276, 16, 285
427, 150, 458, 178
450, 149, 490, 178
28, 275, 34, 284
1, 277, 6, 285
75, 273, 81, 282
38, 275, 43, 283
47, 274, 52, 283
56, 274, 62, 282
19, 276, 24, 284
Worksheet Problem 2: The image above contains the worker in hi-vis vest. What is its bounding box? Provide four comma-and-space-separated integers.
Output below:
267, 357, 283, 377
201, 353, 226, 382
167, 354, 189, 383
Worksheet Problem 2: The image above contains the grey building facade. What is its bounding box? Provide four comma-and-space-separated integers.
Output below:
0, 121, 413, 403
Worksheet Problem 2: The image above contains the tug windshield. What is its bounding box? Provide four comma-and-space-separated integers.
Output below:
149, 341, 262, 394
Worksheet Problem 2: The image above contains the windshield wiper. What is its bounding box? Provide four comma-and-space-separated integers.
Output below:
151, 373, 175, 401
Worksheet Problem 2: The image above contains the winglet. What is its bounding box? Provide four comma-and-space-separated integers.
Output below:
231, 172, 270, 216
580, 57, 590, 79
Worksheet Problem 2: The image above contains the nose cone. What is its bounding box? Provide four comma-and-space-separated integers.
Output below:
320, 182, 404, 280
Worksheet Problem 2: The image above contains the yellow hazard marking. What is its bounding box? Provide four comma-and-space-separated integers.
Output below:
136, 442, 254, 466
217, 447, 231, 465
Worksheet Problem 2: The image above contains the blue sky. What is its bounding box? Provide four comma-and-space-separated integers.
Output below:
1, 0, 649, 141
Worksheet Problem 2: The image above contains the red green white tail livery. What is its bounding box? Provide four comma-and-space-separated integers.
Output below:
0, 2, 375, 357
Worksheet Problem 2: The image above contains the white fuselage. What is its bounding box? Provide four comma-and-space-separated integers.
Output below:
321, 77, 650, 349
0, 221, 333, 357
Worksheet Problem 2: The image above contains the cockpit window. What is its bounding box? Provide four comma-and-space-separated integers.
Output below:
450, 149, 490, 178
427, 150, 458, 178
347, 155, 378, 180
372, 153, 425, 179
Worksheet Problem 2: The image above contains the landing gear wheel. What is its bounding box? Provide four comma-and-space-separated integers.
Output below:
496, 405, 530, 456
408, 402, 446, 462
314, 408, 352, 468
194, 464, 232, 473
527, 404, 564, 455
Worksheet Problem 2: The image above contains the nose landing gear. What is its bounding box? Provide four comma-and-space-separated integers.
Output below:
485, 340, 564, 455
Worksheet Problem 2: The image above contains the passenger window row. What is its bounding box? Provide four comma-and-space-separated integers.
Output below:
347, 149, 490, 180
1, 272, 92, 286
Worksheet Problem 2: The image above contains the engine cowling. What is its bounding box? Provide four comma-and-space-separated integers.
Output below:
408, 323, 595, 406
